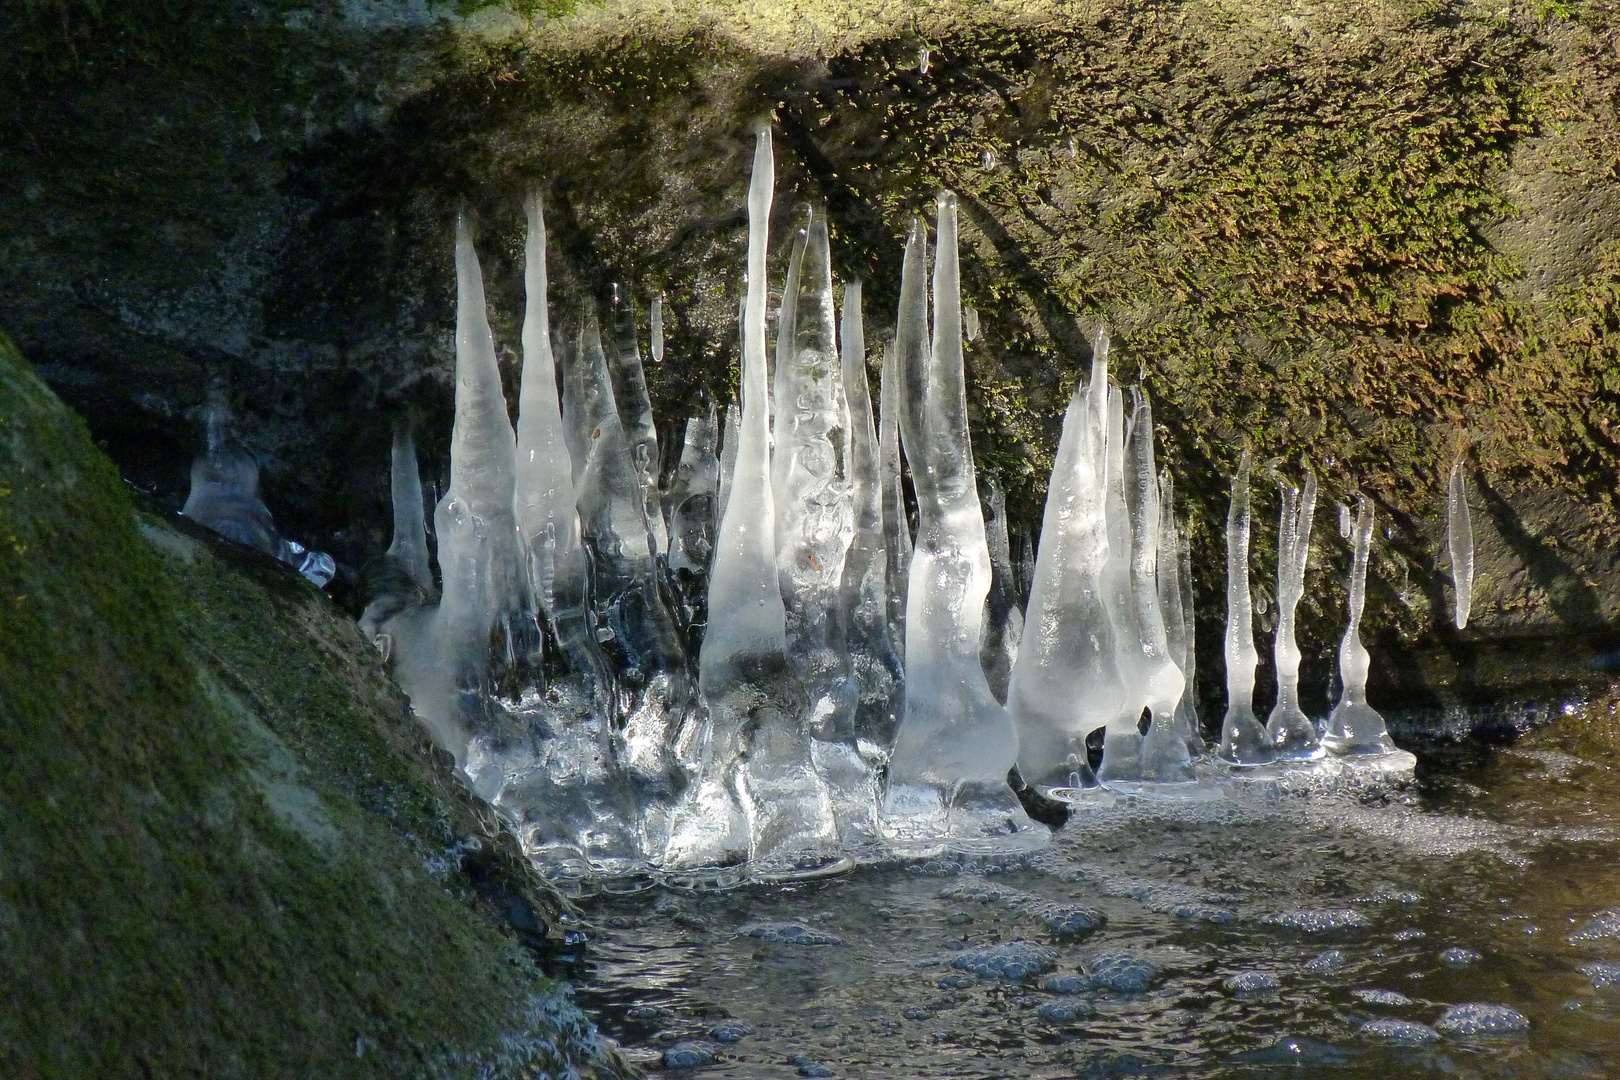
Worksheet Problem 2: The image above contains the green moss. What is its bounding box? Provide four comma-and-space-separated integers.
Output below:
0, 331, 622, 1078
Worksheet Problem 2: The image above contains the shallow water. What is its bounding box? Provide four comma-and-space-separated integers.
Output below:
574, 721, 1620, 1078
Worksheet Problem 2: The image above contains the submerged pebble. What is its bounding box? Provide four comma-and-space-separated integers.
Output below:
952, 942, 1057, 981
1224, 970, 1281, 995
1360, 1018, 1439, 1044
740, 921, 842, 946
1435, 1003, 1530, 1036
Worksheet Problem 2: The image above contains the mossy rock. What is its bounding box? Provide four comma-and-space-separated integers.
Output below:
0, 329, 626, 1078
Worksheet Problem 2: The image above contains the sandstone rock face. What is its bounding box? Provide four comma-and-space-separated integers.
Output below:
2, 0, 1616, 720
0, 332, 625, 1078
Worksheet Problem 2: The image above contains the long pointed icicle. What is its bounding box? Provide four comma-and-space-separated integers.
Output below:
840, 280, 905, 755
881, 192, 1045, 854
1096, 382, 1149, 782
716, 400, 740, 525
387, 423, 434, 594
1128, 387, 1194, 782
1008, 346, 1119, 799
773, 203, 857, 743
665, 128, 836, 874
608, 284, 668, 555
878, 336, 912, 657
1218, 452, 1273, 764
979, 477, 1024, 706
1266, 467, 1321, 758
1177, 526, 1204, 754
1448, 460, 1474, 630
1157, 470, 1203, 756
666, 396, 721, 651
1322, 497, 1398, 755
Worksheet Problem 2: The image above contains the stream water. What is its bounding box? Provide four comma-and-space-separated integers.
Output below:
571, 715, 1620, 1078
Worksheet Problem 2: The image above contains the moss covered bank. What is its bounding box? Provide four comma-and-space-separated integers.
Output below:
0, 331, 624, 1077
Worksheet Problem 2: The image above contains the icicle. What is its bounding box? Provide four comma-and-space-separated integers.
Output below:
881, 191, 1046, 855
664, 128, 837, 876
1448, 460, 1473, 630
607, 284, 668, 555
667, 396, 721, 648
387, 424, 435, 594
1217, 453, 1274, 765
716, 400, 740, 525
878, 336, 912, 657
650, 293, 665, 364
183, 400, 278, 554
1157, 470, 1203, 757
1266, 467, 1322, 759
772, 203, 857, 747
1095, 383, 1150, 782
1126, 387, 1195, 784
979, 476, 1024, 706
1007, 341, 1119, 801
1322, 497, 1399, 756
1338, 501, 1351, 539
1177, 527, 1204, 754
839, 280, 905, 758
963, 305, 980, 342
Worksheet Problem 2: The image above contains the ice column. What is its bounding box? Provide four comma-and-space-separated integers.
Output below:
386, 425, 435, 595
878, 336, 913, 657
1177, 530, 1204, 754
1322, 497, 1399, 755
1007, 343, 1119, 800
1157, 471, 1203, 755
839, 281, 905, 756
608, 284, 668, 556
880, 193, 1046, 854
716, 400, 739, 525
1266, 468, 1322, 758
1447, 460, 1473, 630
664, 129, 837, 874
980, 477, 1025, 706
1217, 453, 1274, 764
667, 397, 720, 648
183, 401, 278, 554
1095, 382, 1151, 782
1126, 388, 1195, 783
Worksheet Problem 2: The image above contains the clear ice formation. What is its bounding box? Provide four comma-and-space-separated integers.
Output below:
979, 476, 1024, 706
1321, 497, 1398, 755
1266, 467, 1322, 759
1218, 453, 1275, 765
878, 336, 913, 659
1007, 337, 1118, 800
880, 193, 1046, 855
665, 128, 838, 875
839, 281, 905, 758
364, 126, 1441, 886
182, 400, 335, 587
650, 293, 665, 364
1447, 460, 1473, 630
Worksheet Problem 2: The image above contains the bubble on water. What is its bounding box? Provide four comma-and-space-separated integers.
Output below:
1352, 988, 1413, 1006
1578, 961, 1620, 988
1263, 908, 1369, 934
1392, 928, 1426, 941
1174, 903, 1237, 924
1434, 1003, 1530, 1037
1040, 973, 1090, 994
1439, 947, 1481, 967
953, 942, 1057, 981
709, 1020, 754, 1042
662, 1042, 717, 1069
1224, 970, 1281, 995
1305, 949, 1346, 973
1359, 1018, 1439, 1044
1036, 997, 1097, 1022
740, 921, 843, 945
1568, 909, 1620, 943
1084, 953, 1163, 994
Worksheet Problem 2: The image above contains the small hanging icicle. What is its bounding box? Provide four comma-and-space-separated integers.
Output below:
918, 46, 930, 74
1447, 459, 1474, 630
982, 147, 998, 171
650, 293, 665, 364
1067, 136, 1078, 159
1338, 501, 1352, 539
963, 305, 980, 342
